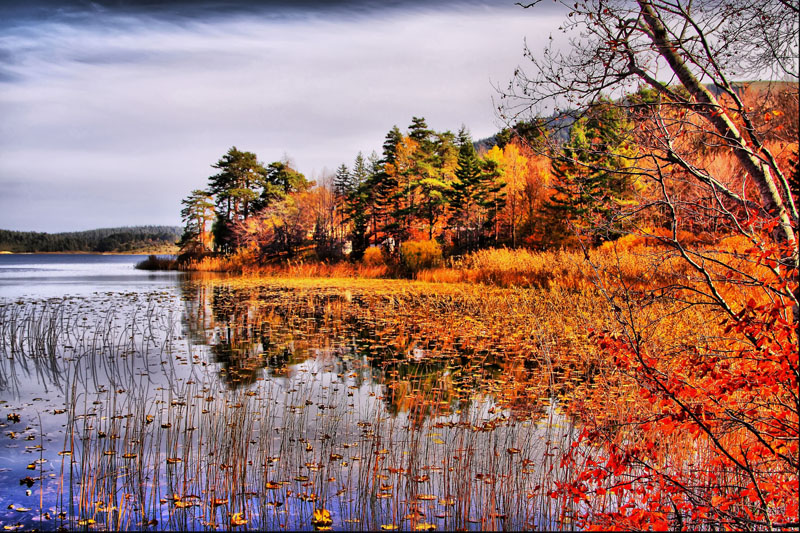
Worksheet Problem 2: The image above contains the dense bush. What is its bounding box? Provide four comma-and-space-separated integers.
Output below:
399, 240, 442, 272
135, 255, 178, 270
362, 247, 384, 267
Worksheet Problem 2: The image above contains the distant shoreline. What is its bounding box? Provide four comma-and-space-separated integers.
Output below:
0, 250, 178, 256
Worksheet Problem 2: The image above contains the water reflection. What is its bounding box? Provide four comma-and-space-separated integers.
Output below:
177, 275, 556, 425
0, 274, 582, 532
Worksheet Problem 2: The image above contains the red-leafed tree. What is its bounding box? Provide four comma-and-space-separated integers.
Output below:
505, 0, 798, 529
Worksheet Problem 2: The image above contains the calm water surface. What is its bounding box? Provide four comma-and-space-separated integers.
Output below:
0, 255, 573, 531
0, 254, 181, 299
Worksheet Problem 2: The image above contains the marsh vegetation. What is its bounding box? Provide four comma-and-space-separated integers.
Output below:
0, 272, 623, 531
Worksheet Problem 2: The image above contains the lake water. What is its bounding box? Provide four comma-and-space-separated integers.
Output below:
0, 254, 181, 299
0, 254, 575, 531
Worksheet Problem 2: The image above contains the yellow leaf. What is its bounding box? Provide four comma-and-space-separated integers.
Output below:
312, 508, 333, 530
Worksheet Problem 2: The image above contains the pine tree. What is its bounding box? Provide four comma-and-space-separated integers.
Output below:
408, 116, 432, 144
333, 164, 351, 200
351, 152, 369, 190
179, 190, 215, 254
207, 147, 267, 253
448, 128, 484, 251
479, 156, 507, 244
365, 127, 402, 246
545, 101, 639, 245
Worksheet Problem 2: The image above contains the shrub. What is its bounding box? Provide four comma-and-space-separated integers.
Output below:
135, 255, 177, 270
362, 247, 384, 267
399, 240, 442, 273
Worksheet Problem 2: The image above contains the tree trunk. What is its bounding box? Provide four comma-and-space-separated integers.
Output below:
638, 0, 797, 246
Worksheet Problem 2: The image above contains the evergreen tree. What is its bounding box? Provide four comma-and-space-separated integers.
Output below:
351, 152, 369, 190
333, 164, 351, 199
343, 152, 372, 258
207, 147, 267, 253
448, 127, 484, 251
179, 189, 215, 253
479, 157, 507, 244
545, 101, 638, 245
381, 126, 403, 166
259, 160, 312, 207
365, 127, 402, 245
408, 116, 432, 144
416, 131, 456, 240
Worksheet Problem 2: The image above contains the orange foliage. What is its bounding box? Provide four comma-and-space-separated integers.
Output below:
552, 236, 799, 531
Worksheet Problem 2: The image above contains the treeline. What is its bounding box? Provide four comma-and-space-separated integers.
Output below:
0, 226, 182, 253
180, 117, 558, 262
178, 82, 797, 264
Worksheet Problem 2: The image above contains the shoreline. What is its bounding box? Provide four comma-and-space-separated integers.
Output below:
0, 249, 178, 256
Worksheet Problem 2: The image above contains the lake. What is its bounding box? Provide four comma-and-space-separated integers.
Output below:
0, 254, 578, 531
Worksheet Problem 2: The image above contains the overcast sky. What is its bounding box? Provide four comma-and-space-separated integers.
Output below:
0, 0, 567, 232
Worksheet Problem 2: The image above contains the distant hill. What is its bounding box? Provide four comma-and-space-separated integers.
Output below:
474, 113, 574, 154
0, 225, 182, 253
477, 81, 797, 152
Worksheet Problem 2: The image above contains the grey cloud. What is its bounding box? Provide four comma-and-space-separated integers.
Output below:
0, 3, 569, 231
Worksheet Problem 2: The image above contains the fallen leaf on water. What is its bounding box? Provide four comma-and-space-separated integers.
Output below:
231, 512, 247, 526
174, 500, 196, 509
311, 508, 333, 530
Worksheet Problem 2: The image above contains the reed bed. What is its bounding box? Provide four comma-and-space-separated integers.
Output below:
182, 240, 764, 305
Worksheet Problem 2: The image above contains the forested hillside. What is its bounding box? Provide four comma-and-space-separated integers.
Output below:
0, 226, 181, 253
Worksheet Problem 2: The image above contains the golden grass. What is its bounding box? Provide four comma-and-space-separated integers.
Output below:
185, 253, 390, 279
183, 235, 776, 314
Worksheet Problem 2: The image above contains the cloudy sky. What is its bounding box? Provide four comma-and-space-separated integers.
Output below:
0, 0, 567, 232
